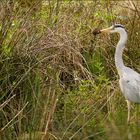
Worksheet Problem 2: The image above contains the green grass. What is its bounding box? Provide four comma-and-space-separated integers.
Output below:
0, 0, 140, 140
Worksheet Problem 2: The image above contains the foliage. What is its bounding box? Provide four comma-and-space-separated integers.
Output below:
0, 0, 140, 140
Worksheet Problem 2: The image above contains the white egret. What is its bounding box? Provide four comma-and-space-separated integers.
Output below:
93, 24, 140, 122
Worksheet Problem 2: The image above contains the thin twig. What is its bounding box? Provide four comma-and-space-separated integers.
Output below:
1, 102, 29, 132
0, 94, 16, 110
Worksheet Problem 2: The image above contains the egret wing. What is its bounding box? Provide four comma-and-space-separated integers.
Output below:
119, 67, 140, 103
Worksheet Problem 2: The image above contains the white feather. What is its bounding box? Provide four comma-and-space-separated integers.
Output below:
113, 25, 140, 103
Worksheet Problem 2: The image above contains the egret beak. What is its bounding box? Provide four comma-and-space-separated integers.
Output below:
93, 27, 112, 35
100, 27, 111, 33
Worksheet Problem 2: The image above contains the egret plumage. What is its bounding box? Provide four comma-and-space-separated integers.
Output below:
93, 24, 140, 122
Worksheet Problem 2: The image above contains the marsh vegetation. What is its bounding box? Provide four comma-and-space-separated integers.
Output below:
0, 0, 140, 140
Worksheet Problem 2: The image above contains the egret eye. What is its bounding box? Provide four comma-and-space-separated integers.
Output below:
112, 25, 115, 30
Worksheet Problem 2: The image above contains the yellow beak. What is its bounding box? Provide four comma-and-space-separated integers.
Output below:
100, 27, 111, 33
93, 27, 112, 35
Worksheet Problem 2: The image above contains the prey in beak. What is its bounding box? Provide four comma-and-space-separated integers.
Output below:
93, 27, 112, 35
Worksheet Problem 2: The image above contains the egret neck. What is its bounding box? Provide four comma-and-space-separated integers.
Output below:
115, 29, 128, 77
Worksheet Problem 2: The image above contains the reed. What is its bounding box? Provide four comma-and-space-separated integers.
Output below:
0, 0, 140, 140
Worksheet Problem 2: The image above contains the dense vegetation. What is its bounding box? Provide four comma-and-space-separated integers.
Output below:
0, 0, 140, 140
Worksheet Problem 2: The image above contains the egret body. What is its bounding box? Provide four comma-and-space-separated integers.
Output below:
94, 24, 140, 122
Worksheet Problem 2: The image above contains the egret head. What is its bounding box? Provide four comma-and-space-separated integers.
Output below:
93, 24, 126, 35
104, 24, 126, 33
